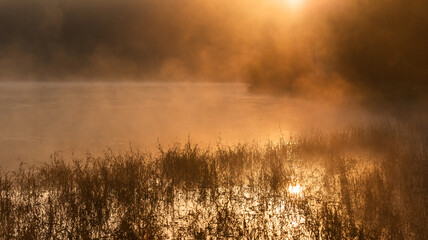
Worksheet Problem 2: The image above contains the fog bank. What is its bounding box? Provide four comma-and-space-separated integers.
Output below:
1, 0, 427, 106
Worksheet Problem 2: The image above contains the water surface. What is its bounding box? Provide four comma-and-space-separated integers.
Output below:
0, 82, 371, 169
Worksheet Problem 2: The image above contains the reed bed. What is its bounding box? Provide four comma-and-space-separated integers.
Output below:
0, 123, 427, 239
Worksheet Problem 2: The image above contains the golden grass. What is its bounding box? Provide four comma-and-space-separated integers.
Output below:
0, 123, 427, 239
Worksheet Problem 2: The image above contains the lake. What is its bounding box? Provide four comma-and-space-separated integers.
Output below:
0, 82, 372, 169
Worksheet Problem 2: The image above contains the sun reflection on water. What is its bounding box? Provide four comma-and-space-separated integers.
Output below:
288, 184, 303, 195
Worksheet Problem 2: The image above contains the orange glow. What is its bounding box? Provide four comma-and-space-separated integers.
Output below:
287, 0, 305, 9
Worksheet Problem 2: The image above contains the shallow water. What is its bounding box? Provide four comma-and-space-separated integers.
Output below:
0, 81, 372, 169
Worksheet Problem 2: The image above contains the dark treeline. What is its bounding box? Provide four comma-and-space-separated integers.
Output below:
0, 0, 256, 81
1, 123, 427, 239
328, 0, 428, 103
247, 0, 428, 107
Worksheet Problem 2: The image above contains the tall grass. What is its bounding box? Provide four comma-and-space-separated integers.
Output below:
0, 123, 426, 239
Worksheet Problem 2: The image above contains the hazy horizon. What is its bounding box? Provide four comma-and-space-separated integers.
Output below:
0, 0, 427, 238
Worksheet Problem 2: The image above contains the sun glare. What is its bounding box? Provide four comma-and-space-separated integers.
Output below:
287, 0, 305, 9
288, 184, 303, 195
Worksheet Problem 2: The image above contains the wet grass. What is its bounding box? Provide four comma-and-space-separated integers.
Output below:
0, 123, 427, 239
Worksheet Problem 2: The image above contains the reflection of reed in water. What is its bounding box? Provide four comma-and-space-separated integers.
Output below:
0, 123, 426, 239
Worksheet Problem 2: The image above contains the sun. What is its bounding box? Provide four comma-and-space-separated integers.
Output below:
287, 0, 305, 9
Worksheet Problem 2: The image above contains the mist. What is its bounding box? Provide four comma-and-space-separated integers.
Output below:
1, 0, 427, 107
1, 81, 377, 170
0, 0, 427, 164
1, 1, 427, 238
245, 0, 428, 109
0, 0, 261, 81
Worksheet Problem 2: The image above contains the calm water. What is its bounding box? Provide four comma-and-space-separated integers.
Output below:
0, 82, 370, 169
